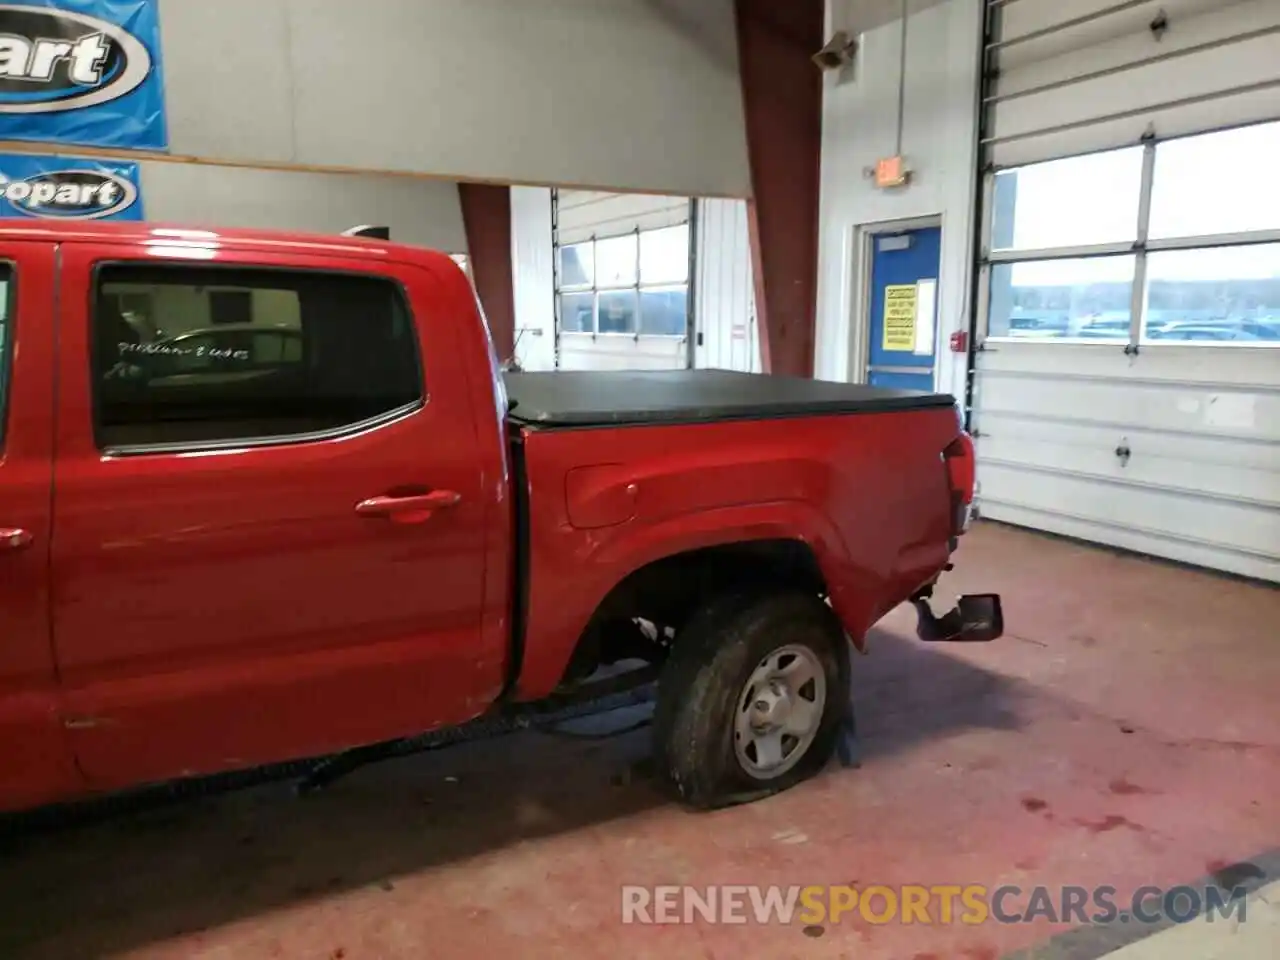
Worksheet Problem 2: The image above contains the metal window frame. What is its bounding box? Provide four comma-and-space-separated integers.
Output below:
551, 188, 562, 367
979, 120, 1280, 350
1127, 140, 1157, 346
684, 197, 698, 369
552, 217, 693, 341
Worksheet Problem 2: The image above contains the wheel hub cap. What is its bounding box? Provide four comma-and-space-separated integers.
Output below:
751, 684, 791, 727
733, 644, 827, 781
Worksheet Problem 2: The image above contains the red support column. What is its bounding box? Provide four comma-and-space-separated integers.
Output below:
457, 182, 516, 362
735, 0, 824, 378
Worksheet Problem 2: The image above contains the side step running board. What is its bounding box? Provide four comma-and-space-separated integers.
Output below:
912, 593, 1004, 643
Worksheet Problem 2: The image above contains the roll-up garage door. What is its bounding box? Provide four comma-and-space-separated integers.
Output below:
556, 191, 690, 244
971, 0, 1280, 582
554, 191, 693, 371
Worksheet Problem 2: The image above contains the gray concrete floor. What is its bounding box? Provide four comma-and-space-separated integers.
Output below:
0, 522, 1277, 959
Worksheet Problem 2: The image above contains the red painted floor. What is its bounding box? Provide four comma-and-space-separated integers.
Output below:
1, 523, 1277, 960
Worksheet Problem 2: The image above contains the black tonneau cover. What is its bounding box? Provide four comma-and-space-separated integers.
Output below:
504, 369, 956, 428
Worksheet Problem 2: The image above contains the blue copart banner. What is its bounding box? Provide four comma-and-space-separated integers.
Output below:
0, 1, 167, 150
0, 151, 143, 219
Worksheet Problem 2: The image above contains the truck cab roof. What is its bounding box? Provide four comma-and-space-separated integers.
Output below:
0, 219, 446, 266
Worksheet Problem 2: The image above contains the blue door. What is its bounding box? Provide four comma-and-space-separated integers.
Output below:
867, 227, 941, 392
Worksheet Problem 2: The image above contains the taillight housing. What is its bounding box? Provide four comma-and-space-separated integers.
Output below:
944, 431, 976, 536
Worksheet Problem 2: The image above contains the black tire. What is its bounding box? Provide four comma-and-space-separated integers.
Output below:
652, 590, 848, 810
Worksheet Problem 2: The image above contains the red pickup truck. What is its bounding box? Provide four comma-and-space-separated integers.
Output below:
0, 221, 1000, 814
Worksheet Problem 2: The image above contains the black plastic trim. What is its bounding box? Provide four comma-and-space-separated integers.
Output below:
502, 428, 531, 700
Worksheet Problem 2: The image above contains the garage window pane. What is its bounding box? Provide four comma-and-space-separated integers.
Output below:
559, 242, 594, 289
640, 225, 689, 284
989, 255, 1135, 339
559, 291, 594, 333
639, 285, 688, 336
595, 234, 638, 288
597, 289, 638, 334
1150, 122, 1280, 241
1141, 244, 1280, 344
991, 147, 1143, 252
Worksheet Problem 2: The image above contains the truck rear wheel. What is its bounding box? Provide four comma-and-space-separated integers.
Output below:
653, 591, 846, 809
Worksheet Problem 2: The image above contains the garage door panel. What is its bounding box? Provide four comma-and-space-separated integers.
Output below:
1115, 345, 1280, 390
978, 413, 1280, 474
976, 418, 1280, 507
976, 343, 1280, 388
996, 0, 1152, 49
993, 0, 1278, 99
976, 344, 1132, 378
977, 462, 1280, 563
996, 0, 1215, 46
995, 0, 1259, 68
976, 374, 1280, 441
558, 191, 690, 244
990, 84, 1280, 167
558, 333, 686, 370
991, 33, 1280, 150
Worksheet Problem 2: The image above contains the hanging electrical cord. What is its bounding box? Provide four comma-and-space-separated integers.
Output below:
895, 0, 909, 158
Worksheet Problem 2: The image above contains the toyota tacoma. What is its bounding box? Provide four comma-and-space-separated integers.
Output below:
0, 221, 1000, 814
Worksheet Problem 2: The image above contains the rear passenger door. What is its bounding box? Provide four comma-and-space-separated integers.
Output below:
0, 241, 81, 811
52, 243, 499, 789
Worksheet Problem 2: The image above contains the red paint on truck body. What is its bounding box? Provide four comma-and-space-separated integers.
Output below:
0, 221, 968, 812
515, 408, 959, 699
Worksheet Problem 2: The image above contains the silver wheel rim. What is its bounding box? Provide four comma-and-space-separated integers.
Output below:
733, 643, 827, 781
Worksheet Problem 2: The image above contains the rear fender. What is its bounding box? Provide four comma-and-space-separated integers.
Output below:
516, 499, 883, 700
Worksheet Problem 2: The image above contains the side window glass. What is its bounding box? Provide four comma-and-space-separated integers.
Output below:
93, 266, 422, 449
0, 264, 12, 449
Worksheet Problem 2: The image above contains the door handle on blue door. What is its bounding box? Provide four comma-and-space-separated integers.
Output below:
355, 490, 461, 525
0, 528, 33, 551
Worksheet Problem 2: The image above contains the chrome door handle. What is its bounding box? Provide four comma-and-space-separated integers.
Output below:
0, 528, 33, 551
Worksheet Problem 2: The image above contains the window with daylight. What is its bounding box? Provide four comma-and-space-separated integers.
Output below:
93, 265, 422, 450
0, 264, 11, 449
556, 223, 691, 337
985, 119, 1280, 346
990, 148, 1144, 253
988, 256, 1135, 340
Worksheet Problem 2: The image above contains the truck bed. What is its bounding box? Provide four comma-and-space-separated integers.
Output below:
504, 369, 955, 428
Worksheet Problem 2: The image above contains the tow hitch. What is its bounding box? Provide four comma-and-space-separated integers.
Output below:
911, 592, 1004, 643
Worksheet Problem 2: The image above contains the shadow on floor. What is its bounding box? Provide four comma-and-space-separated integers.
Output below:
0, 630, 1029, 959
852, 626, 1026, 760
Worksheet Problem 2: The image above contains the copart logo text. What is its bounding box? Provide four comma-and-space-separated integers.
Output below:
0, 168, 137, 218
0, 4, 152, 113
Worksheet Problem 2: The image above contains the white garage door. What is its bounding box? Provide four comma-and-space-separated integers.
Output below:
554, 190, 693, 371
693, 199, 762, 375
971, 0, 1280, 582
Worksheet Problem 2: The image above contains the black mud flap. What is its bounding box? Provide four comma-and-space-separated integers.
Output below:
912, 593, 1004, 643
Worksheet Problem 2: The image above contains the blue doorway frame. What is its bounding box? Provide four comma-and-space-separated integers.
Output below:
865, 225, 942, 392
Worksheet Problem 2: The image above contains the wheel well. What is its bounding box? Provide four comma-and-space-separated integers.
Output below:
559, 539, 828, 684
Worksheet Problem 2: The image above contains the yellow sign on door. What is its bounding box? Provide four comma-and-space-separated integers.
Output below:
882, 285, 918, 352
